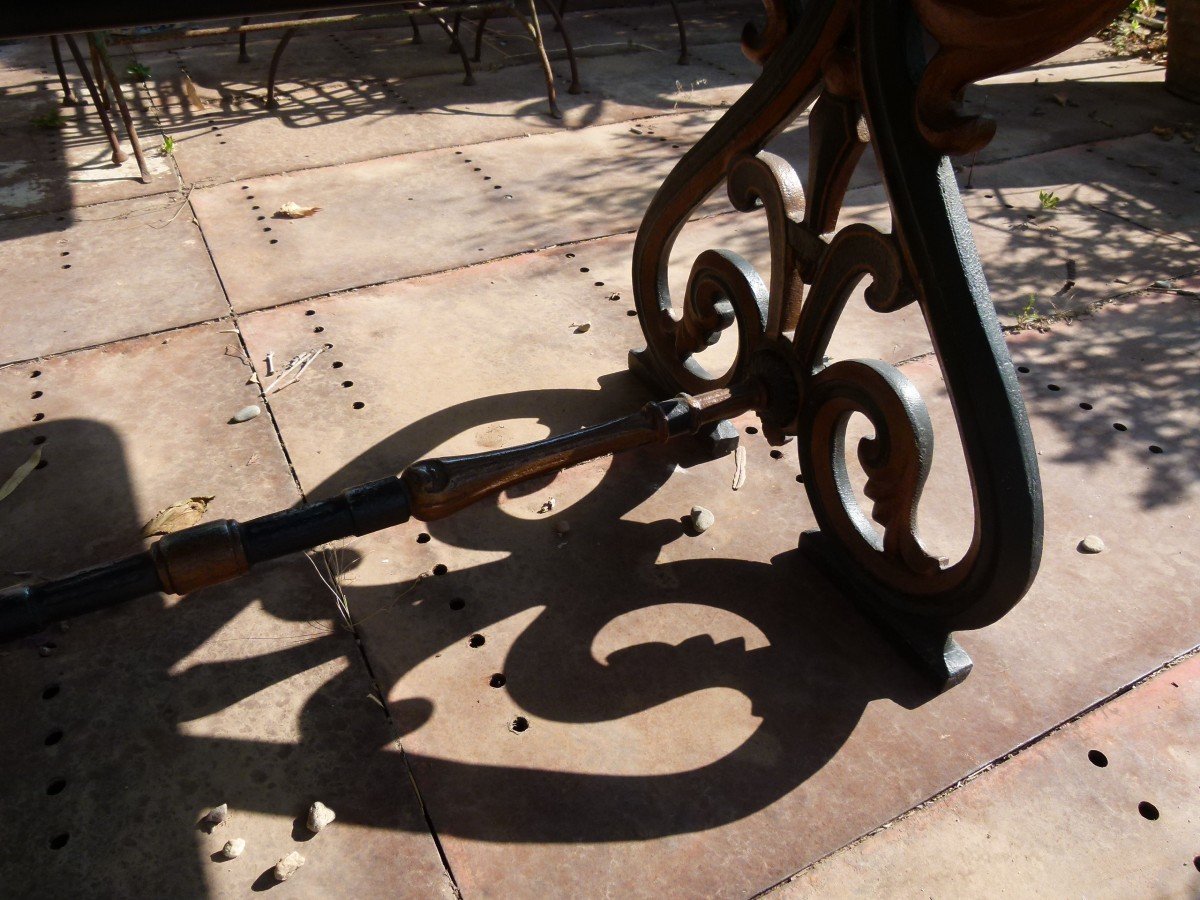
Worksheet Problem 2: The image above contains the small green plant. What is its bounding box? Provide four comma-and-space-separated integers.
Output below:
1038, 190, 1061, 211
1017, 294, 1041, 329
160, 135, 176, 156
31, 111, 64, 129
126, 61, 152, 82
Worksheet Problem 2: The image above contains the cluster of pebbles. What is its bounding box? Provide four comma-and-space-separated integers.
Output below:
201, 800, 337, 882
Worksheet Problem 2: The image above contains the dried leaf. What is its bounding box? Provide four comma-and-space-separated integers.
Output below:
183, 75, 210, 111
141, 496, 214, 538
275, 202, 321, 219
0, 447, 42, 505
571, 321, 591, 334
1151, 124, 1175, 140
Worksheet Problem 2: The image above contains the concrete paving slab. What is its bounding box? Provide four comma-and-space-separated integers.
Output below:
0, 193, 227, 364
0, 325, 452, 896
152, 41, 747, 185
0, 69, 176, 219
232, 242, 1197, 896
965, 55, 1195, 164
771, 653, 1200, 897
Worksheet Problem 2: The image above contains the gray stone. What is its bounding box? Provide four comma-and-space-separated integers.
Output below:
221, 838, 245, 859
230, 404, 261, 423
201, 803, 228, 830
274, 850, 305, 881
690, 506, 716, 534
307, 801, 336, 834
1079, 534, 1106, 554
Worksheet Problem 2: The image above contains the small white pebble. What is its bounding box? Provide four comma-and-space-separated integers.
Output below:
231, 405, 261, 424
307, 801, 336, 834
221, 838, 245, 859
274, 851, 305, 881
690, 506, 715, 534
1078, 534, 1105, 554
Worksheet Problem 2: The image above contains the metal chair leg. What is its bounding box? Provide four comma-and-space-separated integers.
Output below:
554, 0, 567, 31
665, 0, 689, 64
537, 0, 580, 94
409, 14, 423, 44
431, 14, 476, 85
513, 0, 560, 118
266, 26, 297, 108
448, 11, 464, 53
49, 36, 82, 106
238, 17, 251, 62
63, 34, 126, 164
89, 33, 152, 183
473, 13, 490, 62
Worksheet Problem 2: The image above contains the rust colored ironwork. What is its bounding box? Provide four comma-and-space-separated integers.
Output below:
0, 0, 1132, 691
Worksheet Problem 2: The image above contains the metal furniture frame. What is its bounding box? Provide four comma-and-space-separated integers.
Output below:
42, 0, 583, 186
2, 0, 1128, 690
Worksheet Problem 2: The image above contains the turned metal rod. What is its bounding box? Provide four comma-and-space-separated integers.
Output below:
0, 382, 762, 642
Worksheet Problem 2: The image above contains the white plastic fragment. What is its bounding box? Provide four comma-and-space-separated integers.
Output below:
538, 497, 556, 514
202, 803, 228, 830
274, 851, 305, 881
307, 801, 336, 834
231, 405, 261, 423
690, 506, 715, 534
221, 838, 245, 859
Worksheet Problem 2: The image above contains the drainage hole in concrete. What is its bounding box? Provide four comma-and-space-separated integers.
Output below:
1087, 749, 1108, 767
1113, 422, 1127, 432
61, 264, 71, 269
257, 215, 266, 220
42, 683, 60, 700
31, 370, 41, 378
44, 730, 63, 746
342, 381, 354, 388
1017, 366, 1030, 373
1149, 445, 1163, 454
433, 564, 449, 576
59, 251, 68, 257
455, 150, 463, 155
269, 239, 278, 245
32, 413, 45, 422
594, 281, 604, 287
580, 267, 590, 273
449, 597, 465, 610
770, 449, 783, 459
241, 185, 249, 190
468, 634, 485, 648
510, 716, 529, 733
626, 309, 637, 316
353, 401, 365, 410
489, 673, 506, 688
1046, 384, 1060, 391
332, 361, 344, 369
796, 474, 804, 483
1079, 402, 1093, 410
46, 779, 66, 796
494, 185, 502, 189
746, 426, 758, 434
313, 326, 324, 333
473, 167, 481, 171
305, 309, 316, 316
565, 252, 576, 259
416, 532, 431, 543
483, 176, 492, 181
219, 141, 226, 145
49, 834, 69, 850
1138, 801, 1159, 821
262, 227, 272, 232
31, 390, 43, 400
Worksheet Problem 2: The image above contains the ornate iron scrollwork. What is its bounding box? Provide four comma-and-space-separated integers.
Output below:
629, 0, 1125, 683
